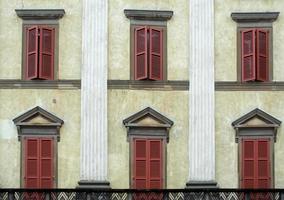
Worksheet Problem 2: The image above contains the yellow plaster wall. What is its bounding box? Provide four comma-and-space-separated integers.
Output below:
0, 89, 80, 188
215, 0, 284, 81
0, 0, 81, 80
108, 0, 189, 80
108, 89, 188, 188
216, 91, 284, 188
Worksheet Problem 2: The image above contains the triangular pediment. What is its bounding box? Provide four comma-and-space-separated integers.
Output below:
123, 107, 173, 128
232, 108, 281, 128
13, 106, 64, 126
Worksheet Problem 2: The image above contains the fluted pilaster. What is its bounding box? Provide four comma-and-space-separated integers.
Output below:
187, 0, 217, 188
79, 0, 109, 188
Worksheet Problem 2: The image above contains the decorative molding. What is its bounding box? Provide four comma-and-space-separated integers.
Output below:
231, 12, 279, 23
232, 108, 281, 142
124, 9, 173, 21
186, 181, 218, 189
0, 80, 80, 89
123, 107, 173, 142
108, 80, 188, 90
188, 0, 216, 184
15, 9, 65, 20
77, 181, 111, 189
215, 81, 284, 91
13, 106, 64, 141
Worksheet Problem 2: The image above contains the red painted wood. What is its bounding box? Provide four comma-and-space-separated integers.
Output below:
241, 139, 271, 189
24, 138, 54, 188
25, 138, 40, 188
256, 29, 269, 82
134, 26, 148, 80
241, 29, 256, 82
40, 138, 54, 188
26, 26, 39, 80
39, 27, 55, 80
133, 139, 163, 189
149, 28, 163, 80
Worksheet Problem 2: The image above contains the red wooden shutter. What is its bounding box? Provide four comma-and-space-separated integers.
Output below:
134, 26, 148, 80
149, 28, 163, 80
241, 29, 256, 82
40, 138, 54, 188
241, 139, 255, 188
241, 139, 271, 189
133, 139, 147, 189
39, 27, 55, 80
25, 138, 40, 188
256, 30, 269, 82
26, 26, 39, 80
149, 140, 163, 189
256, 139, 271, 188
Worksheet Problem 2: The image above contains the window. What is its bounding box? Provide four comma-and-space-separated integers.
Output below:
232, 108, 281, 189
240, 138, 271, 188
123, 107, 174, 189
231, 12, 279, 82
15, 9, 65, 80
24, 25, 55, 80
133, 26, 164, 80
13, 106, 64, 188
24, 137, 55, 188
241, 29, 269, 82
124, 9, 173, 81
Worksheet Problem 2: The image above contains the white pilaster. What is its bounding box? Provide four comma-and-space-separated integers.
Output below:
187, 0, 217, 188
79, 0, 109, 188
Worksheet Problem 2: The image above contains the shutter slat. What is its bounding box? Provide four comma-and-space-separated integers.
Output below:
256, 30, 269, 82
26, 26, 39, 80
241, 29, 256, 82
149, 28, 163, 80
134, 26, 148, 80
39, 27, 55, 80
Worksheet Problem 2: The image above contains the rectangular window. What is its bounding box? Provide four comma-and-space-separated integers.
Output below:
132, 138, 163, 189
241, 29, 270, 82
133, 26, 164, 81
24, 137, 54, 188
24, 25, 55, 80
240, 138, 271, 188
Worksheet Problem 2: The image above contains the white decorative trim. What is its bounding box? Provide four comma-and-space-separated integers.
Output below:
80, 0, 109, 185
188, 0, 216, 184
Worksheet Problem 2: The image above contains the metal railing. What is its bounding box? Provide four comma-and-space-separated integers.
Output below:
1, 189, 284, 200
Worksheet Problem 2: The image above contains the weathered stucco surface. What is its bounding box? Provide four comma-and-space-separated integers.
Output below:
108, 90, 188, 188
215, 0, 284, 81
0, 89, 80, 188
216, 91, 284, 188
0, 0, 81, 80
108, 0, 189, 80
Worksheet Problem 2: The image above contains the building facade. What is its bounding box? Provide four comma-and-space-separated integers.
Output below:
1, 0, 284, 189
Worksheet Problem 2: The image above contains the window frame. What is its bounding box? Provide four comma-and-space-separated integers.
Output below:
15, 9, 65, 81
124, 9, 173, 81
13, 106, 64, 188
231, 12, 279, 83
232, 108, 281, 189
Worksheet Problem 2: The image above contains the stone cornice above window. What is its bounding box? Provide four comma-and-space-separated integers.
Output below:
15, 9, 65, 20
124, 9, 173, 21
231, 12, 279, 23
123, 107, 174, 142
13, 106, 64, 141
232, 108, 281, 142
